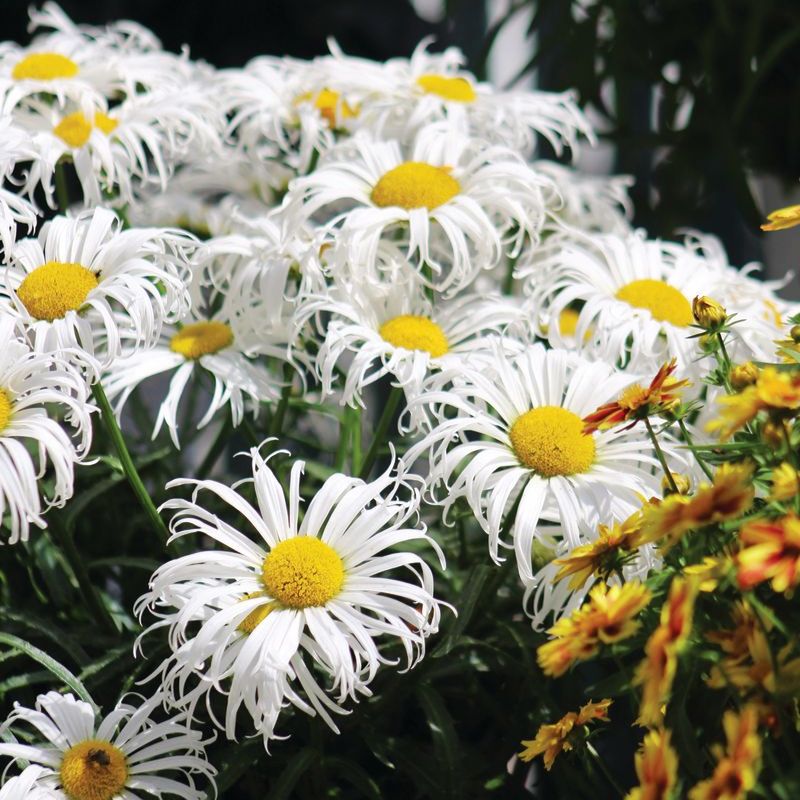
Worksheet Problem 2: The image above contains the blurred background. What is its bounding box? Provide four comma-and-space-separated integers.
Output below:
6, 0, 800, 295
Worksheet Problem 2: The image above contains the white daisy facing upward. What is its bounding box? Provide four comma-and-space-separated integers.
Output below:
296, 273, 527, 412
407, 343, 674, 581
0, 317, 92, 544
102, 303, 286, 449
520, 230, 722, 375
1, 207, 193, 370
287, 123, 555, 295
137, 444, 443, 746
0, 690, 215, 800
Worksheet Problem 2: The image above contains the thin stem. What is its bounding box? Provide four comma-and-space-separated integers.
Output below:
268, 366, 293, 438
358, 387, 403, 479
93, 381, 169, 546
48, 516, 117, 635
644, 417, 678, 494
677, 418, 713, 480
350, 405, 362, 475
197, 414, 231, 477
585, 742, 626, 798
55, 161, 70, 213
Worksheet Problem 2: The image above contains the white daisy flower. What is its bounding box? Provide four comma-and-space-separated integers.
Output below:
0, 317, 92, 544
0, 690, 215, 800
102, 302, 285, 449
0, 207, 193, 370
407, 343, 674, 581
520, 230, 717, 374
137, 444, 443, 746
0, 117, 38, 256
317, 39, 594, 156
287, 123, 555, 295
296, 273, 526, 411
0, 766, 50, 799
16, 88, 221, 208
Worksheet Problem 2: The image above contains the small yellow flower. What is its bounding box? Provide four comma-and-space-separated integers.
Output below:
518, 699, 612, 771
684, 555, 732, 592
638, 463, 754, 549
688, 707, 762, 800
737, 513, 800, 593
729, 361, 759, 390
625, 728, 679, 800
692, 296, 727, 329
768, 462, 800, 502
537, 582, 652, 677
761, 203, 800, 232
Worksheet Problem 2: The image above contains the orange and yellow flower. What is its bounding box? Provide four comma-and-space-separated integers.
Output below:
768, 462, 800, 503
737, 513, 800, 593
761, 203, 800, 232
688, 707, 762, 800
583, 359, 690, 434
538, 582, 652, 677
638, 463, 754, 549
519, 699, 612, 770
625, 728, 679, 800
708, 367, 800, 440
635, 577, 698, 727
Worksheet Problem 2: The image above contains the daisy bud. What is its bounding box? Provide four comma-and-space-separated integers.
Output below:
730, 361, 759, 390
662, 473, 691, 496
790, 324, 800, 343
692, 296, 727, 329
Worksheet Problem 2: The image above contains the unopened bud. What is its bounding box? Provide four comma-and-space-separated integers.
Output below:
662, 473, 691, 496
693, 296, 727, 329
790, 324, 800, 344
730, 362, 759, 390
762, 421, 786, 449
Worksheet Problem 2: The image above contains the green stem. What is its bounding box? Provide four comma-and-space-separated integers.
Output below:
350, 405, 362, 475
644, 417, 678, 494
93, 381, 169, 546
502, 250, 520, 295
268, 367, 293, 438
197, 414, 231, 477
55, 161, 70, 213
358, 387, 403, 479
585, 742, 626, 798
677, 418, 713, 480
48, 516, 117, 635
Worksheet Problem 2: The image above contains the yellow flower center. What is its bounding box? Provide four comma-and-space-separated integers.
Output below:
371, 162, 460, 210
60, 740, 127, 800
416, 73, 477, 103
379, 314, 449, 357
615, 279, 693, 327
262, 537, 345, 609
0, 390, 12, 432
17, 261, 99, 321
52, 112, 118, 149
295, 88, 358, 127
12, 52, 79, 81
509, 406, 596, 477
237, 592, 279, 634
169, 321, 234, 360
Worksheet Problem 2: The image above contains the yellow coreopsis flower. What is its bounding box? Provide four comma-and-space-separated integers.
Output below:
761, 203, 800, 232
625, 728, 679, 800
688, 707, 762, 800
518, 699, 612, 770
638, 463, 754, 549
737, 513, 800, 593
635, 577, 698, 727
768, 462, 800, 503
537, 582, 652, 677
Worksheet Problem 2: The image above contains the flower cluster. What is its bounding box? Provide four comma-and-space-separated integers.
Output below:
0, 4, 799, 798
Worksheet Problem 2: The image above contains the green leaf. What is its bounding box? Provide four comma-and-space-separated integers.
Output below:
0, 633, 96, 710
0, 607, 90, 666
432, 563, 492, 658
322, 756, 382, 800
267, 747, 318, 799
417, 684, 462, 799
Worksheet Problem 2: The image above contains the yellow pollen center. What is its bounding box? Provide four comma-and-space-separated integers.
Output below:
295, 88, 358, 127
509, 405, 596, 477
416, 73, 477, 103
12, 52, 79, 81
237, 592, 279, 634
262, 537, 345, 609
60, 740, 127, 800
379, 314, 449, 357
53, 112, 118, 148
0, 390, 12, 432
169, 321, 234, 359
371, 162, 460, 210
615, 279, 693, 327
17, 261, 99, 321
